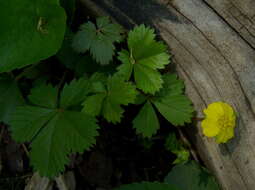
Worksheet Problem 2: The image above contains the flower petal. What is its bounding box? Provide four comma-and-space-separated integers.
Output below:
201, 119, 220, 137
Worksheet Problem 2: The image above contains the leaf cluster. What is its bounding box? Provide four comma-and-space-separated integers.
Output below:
0, 7, 194, 178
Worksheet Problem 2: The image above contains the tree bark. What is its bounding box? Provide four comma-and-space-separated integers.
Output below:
79, 0, 255, 189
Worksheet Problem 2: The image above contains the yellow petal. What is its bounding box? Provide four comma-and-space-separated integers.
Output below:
216, 126, 234, 143
203, 102, 224, 118
201, 119, 220, 137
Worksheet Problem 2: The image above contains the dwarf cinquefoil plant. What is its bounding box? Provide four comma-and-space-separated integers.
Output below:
1, 15, 195, 177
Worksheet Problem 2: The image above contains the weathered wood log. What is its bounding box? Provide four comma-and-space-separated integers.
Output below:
79, 0, 255, 189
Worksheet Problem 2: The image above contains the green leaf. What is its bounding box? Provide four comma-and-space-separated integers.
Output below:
0, 77, 24, 124
0, 0, 66, 72
156, 74, 185, 98
107, 75, 137, 106
29, 111, 99, 177
165, 133, 190, 164
82, 75, 137, 123
164, 161, 220, 190
72, 17, 123, 65
10, 79, 99, 177
153, 94, 193, 126
60, 78, 91, 108
56, 29, 100, 77
172, 149, 190, 165
117, 25, 170, 94
10, 106, 57, 143
152, 74, 193, 126
133, 101, 159, 137
28, 84, 58, 109
82, 94, 106, 116
133, 92, 147, 105
116, 50, 133, 80
114, 182, 179, 190
102, 98, 124, 123
134, 64, 163, 94
165, 133, 181, 151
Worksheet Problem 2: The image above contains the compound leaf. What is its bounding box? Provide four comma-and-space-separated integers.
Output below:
82, 75, 137, 123
133, 101, 159, 138
72, 17, 123, 65
10, 79, 99, 177
0, 0, 66, 72
117, 25, 170, 94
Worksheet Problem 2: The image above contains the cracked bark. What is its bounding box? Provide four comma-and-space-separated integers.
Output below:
79, 0, 255, 189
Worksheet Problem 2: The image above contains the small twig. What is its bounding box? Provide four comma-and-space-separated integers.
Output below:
58, 71, 68, 90
177, 128, 200, 162
193, 117, 204, 121
22, 144, 30, 157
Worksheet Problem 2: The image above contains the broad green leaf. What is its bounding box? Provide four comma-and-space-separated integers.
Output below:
0, 0, 66, 72
117, 25, 170, 94
114, 182, 179, 190
164, 161, 220, 190
82, 75, 137, 123
29, 84, 58, 109
0, 77, 24, 124
72, 17, 123, 65
133, 101, 159, 137
10, 79, 99, 177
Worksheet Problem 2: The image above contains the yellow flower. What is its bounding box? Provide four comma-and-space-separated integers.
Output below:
201, 102, 236, 143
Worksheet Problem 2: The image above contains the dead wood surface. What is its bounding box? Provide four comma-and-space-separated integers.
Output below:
79, 0, 255, 189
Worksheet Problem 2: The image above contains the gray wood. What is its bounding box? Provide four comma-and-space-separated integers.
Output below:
79, 0, 255, 189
